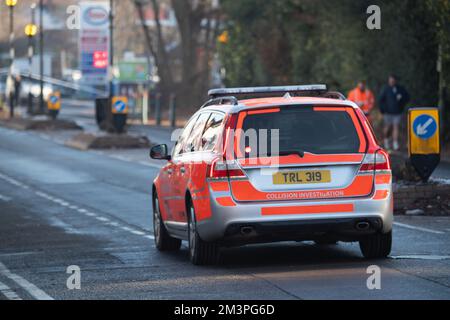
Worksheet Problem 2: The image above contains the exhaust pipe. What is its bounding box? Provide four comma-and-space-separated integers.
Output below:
240, 226, 254, 236
356, 221, 371, 231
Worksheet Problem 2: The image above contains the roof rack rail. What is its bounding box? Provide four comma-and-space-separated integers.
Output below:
322, 91, 346, 101
201, 96, 239, 109
208, 85, 328, 99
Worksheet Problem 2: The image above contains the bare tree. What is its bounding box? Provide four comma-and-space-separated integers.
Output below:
134, 0, 221, 110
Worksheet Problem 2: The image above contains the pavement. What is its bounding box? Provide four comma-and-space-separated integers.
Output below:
0, 100, 449, 300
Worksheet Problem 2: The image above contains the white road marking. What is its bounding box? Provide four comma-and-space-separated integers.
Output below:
85, 212, 97, 217
0, 173, 26, 188
391, 255, 450, 261
1, 171, 155, 240
130, 230, 146, 236
107, 222, 120, 227
35, 191, 49, 198
121, 226, 134, 232
0, 280, 22, 300
394, 222, 445, 235
0, 262, 53, 300
0, 194, 12, 202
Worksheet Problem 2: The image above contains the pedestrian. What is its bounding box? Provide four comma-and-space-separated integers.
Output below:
348, 81, 375, 117
5, 73, 15, 118
378, 75, 410, 151
14, 74, 22, 109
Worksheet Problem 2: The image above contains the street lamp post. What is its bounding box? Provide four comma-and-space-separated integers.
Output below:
39, 0, 44, 114
25, 4, 37, 115
6, 0, 18, 118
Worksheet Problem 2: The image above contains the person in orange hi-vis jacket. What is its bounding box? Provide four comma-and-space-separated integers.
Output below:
348, 81, 375, 117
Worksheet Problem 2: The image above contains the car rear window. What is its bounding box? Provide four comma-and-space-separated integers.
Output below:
239, 106, 365, 156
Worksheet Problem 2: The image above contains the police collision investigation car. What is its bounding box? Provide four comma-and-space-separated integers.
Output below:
150, 85, 393, 265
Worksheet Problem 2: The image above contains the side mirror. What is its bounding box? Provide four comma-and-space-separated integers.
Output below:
150, 144, 171, 161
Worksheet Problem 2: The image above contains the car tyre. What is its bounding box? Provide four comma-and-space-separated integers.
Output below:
359, 231, 392, 259
153, 192, 181, 251
188, 200, 219, 265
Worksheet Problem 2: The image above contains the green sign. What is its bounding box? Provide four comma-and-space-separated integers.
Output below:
118, 61, 149, 82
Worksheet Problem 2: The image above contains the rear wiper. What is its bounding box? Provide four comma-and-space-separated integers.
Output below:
267, 150, 306, 158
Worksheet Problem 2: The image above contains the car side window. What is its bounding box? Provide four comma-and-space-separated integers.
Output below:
172, 115, 199, 157
183, 113, 211, 153
200, 113, 224, 152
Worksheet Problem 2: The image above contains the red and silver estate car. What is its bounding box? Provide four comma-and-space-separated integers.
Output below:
150, 85, 393, 265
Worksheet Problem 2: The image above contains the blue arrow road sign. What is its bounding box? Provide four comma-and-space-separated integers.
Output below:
413, 115, 437, 140
50, 95, 59, 104
114, 100, 126, 113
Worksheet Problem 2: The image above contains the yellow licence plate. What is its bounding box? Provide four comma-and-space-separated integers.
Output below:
273, 170, 331, 185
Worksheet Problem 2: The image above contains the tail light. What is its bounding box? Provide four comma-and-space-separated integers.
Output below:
208, 113, 246, 179
359, 149, 391, 172
207, 158, 246, 179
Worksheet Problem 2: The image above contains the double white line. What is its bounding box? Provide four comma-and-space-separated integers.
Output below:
0, 262, 53, 300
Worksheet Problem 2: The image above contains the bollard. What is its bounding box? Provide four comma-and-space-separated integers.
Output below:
47, 92, 61, 120
142, 91, 149, 125
27, 92, 33, 115
111, 96, 128, 134
155, 93, 162, 127
169, 94, 176, 128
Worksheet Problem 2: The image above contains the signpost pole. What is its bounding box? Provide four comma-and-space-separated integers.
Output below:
27, 4, 37, 115
108, 0, 114, 131
80, 1, 111, 131
39, 0, 44, 114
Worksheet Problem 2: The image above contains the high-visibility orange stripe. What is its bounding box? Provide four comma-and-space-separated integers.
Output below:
210, 181, 230, 192
375, 174, 392, 185
216, 197, 236, 207
194, 198, 213, 221
239, 153, 364, 167
247, 108, 280, 115
373, 190, 389, 200
313, 107, 347, 112
235, 112, 247, 158
231, 175, 374, 201
262, 204, 354, 216
346, 109, 367, 153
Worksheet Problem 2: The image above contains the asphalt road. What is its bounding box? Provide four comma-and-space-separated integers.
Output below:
0, 104, 449, 300
0, 126, 449, 300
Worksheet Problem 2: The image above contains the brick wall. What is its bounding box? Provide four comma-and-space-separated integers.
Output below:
394, 183, 450, 211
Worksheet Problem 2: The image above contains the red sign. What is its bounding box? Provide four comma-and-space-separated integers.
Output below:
93, 51, 108, 69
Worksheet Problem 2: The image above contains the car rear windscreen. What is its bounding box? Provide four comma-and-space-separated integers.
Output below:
240, 106, 364, 156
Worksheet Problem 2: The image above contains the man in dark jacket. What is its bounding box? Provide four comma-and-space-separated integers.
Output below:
378, 75, 410, 151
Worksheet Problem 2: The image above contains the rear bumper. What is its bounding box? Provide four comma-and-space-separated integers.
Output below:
196, 188, 393, 243
222, 217, 383, 245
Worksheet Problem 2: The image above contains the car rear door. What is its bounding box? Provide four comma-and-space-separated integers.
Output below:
171, 112, 211, 222
162, 114, 198, 222
229, 105, 373, 202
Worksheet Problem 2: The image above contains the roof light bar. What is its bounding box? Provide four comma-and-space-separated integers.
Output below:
208, 85, 328, 98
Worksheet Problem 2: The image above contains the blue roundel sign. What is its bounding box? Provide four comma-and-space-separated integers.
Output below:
50, 95, 59, 104
413, 115, 437, 140
114, 100, 126, 113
